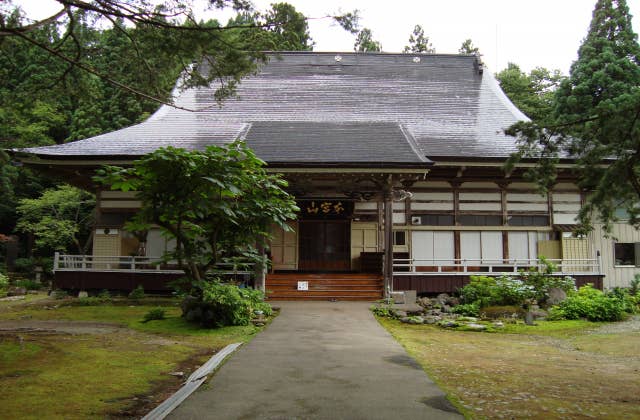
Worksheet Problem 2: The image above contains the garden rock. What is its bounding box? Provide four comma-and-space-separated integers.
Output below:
78, 291, 88, 298
423, 316, 439, 324
418, 297, 432, 308
438, 320, 459, 328
390, 291, 405, 304
400, 317, 411, 324
547, 288, 568, 305
457, 316, 479, 323
436, 293, 450, 305
464, 323, 488, 331
492, 321, 505, 328
408, 316, 424, 324
394, 310, 408, 318
7, 287, 26, 296
531, 308, 548, 319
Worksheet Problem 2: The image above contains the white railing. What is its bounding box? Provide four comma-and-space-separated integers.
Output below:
392, 258, 601, 275
53, 253, 254, 276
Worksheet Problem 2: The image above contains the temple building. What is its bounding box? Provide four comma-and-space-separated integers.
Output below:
17, 52, 633, 299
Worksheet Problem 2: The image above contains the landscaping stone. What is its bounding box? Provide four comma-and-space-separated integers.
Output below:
390, 291, 405, 304
394, 310, 408, 318
439, 320, 459, 328
492, 321, 505, 328
457, 316, 479, 323
531, 308, 548, 319
400, 317, 411, 324
408, 316, 424, 324
78, 291, 89, 298
418, 297, 432, 308
423, 316, 439, 324
403, 290, 417, 305
547, 288, 568, 305
442, 304, 452, 313
436, 293, 450, 305
464, 323, 488, 331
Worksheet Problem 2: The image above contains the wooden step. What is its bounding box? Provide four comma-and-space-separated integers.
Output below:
268, 296, 379, 301
265, 272, 383, 301
266, 280, 382, 286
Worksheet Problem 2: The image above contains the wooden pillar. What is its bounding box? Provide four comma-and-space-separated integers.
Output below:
254, 236, 267, 293
383, 176, 394, 297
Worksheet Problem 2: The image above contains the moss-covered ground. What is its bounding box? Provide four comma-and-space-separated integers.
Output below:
0, 294, 266, 419
378, 317, 640, 419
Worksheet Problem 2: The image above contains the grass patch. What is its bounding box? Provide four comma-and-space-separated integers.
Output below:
499, 319, 599, 337
378, 317, 640, 419
0, 296, 269, 418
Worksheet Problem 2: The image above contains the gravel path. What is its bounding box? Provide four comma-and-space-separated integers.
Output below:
590, 315, 640, 334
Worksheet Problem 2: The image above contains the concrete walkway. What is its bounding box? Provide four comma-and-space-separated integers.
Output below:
169, 301, 462, 419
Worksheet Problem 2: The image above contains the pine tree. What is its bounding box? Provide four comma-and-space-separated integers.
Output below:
354, 28, 382, 52
403, 25, 434, 54
507, 0, 640, 232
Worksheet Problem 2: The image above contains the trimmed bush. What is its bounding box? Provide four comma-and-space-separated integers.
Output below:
181, 282, 271, 328
128, 285, 145, 300
142, 307, 166, 323
450, 302, 480, 317
554, 285, 627, 322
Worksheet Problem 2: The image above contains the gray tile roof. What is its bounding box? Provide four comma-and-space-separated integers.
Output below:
20, 52, 528, 165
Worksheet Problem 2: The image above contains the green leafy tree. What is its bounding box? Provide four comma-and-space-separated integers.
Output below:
496, 63, 564, 122
403, 25, 434, 54
94, 141, 298, 284
15, 185, 95, 254
354, 28, 382, 52
506, 0, 640, 233
458, 38, 479, 54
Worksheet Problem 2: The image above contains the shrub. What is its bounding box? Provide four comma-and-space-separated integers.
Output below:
128, 285, 145, 300
181, 281, 272, 328
0, 272, 8, 297
458, 275, 534, 308
142, 307, 166, 323
450, 302, 480, 317
631, 275, 640, 296
554, 285, 627, 322
51, 289, 68, 299
97, 289, 112, 302
15, 279, 41, 290
370, 305, 394, 317
518, 260, 576, 304
76, 297, 105, 306
13, 258, 35, 275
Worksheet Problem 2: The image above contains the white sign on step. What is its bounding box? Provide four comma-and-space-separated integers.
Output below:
297, 281, 308, 291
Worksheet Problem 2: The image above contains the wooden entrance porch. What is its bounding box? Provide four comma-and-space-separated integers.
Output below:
265, 272, 383, 301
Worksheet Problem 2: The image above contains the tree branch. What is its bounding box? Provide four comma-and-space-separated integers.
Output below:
0, 8, 67, 36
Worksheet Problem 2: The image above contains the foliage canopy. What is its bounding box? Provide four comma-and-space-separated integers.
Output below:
505, 0, 640, 233
94, 141, 298, 283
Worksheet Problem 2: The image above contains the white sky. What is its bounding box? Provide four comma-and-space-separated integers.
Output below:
14, 0, 640, 74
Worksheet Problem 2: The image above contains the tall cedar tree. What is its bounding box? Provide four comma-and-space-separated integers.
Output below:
506, 0, 640, 234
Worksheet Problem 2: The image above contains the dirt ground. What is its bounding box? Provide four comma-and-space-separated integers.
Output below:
381, 316, 640, 419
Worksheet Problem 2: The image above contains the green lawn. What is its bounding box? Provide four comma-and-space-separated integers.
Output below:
379, 317, 640, 419
0, 295, 266, 419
